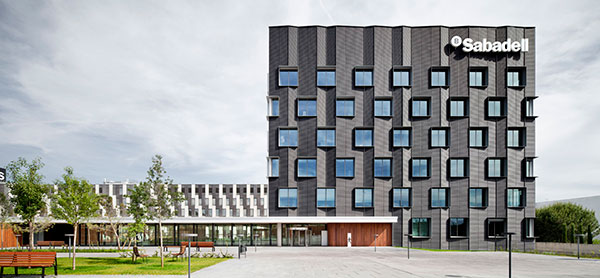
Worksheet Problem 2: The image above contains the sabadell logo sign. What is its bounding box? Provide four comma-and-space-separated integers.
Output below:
450, 36, 529, 53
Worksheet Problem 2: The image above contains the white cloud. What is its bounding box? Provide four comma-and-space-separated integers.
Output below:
1, 0, 599, 201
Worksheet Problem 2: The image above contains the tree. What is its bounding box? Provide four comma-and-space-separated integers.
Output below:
0, 192, 14, 249
6, 157, 52, 251
126, 179, 149, 255
143, 155, 183, 268
536, 202, 599, 243
50, 167, 100, 270
99, 195, 124, 250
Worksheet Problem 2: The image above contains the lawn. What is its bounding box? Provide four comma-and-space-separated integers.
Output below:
1, 248, 129, 253
0, 257, 229, 275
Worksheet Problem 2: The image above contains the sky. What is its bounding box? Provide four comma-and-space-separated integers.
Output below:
0, 0, 599, 202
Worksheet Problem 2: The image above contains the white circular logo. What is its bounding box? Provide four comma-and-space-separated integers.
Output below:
450, 36, 462, 47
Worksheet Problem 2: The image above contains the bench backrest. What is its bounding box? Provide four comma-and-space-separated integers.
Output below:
181, 241, 189, 247
51, 241, 65, 246
197, 242, 214, 247
0, 252, 15, 264
12, 252, 56, 265
36, 241, 51, 246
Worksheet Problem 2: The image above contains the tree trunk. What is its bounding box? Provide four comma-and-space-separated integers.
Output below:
159, 220, 164, 268
87, 224, 91, 248
29, 221, 34, 251
1, 223, 4, 249
72, 224, 78, 270
113, 224, 121, 250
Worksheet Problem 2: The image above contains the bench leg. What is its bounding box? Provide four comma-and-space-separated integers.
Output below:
1, 266, 4, 277
14, 267, 17, 276
55, 264, 58, 275
42, 267, 45, 278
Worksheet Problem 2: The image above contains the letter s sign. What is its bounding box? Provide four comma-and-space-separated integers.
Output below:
0, 168, 5, 182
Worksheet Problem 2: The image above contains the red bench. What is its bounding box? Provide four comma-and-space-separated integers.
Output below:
181, 241, 215, 252
0, 252, 57, 278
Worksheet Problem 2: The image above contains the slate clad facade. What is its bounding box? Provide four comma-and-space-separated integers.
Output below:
268, 25, 536, 250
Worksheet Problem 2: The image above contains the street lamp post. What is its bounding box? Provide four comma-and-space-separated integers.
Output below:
575, 234, 585, 259
504, 232, 515, 278
374, 233, 378, 252
182, 233, 197, 278
65, 234, 75, 259
403, 234, 412, 259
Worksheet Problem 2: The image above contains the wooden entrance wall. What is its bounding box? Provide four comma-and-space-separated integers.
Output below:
0, 227, 18, 248
327, 223, 392, 246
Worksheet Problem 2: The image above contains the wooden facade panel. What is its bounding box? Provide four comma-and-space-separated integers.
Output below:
327, 223, 392, 246
0, 227, 18, 248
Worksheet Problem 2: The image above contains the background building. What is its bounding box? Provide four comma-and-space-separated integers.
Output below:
268, 25, 536, 250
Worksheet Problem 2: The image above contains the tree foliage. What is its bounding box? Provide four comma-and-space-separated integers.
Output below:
536, 202, 599, 243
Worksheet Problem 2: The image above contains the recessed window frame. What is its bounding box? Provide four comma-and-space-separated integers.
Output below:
297, 98, 317, 118
449, 218, 469, 238
430, 66, 450, 87
524, 157, 536, 179
392, 66, 412, 87
486, 97, 507, 119
354, 128, 374, 148
268, 96, 279, 117
297, 158, 317, 178
469, 127, 488, 148
486, 158, 507, 178
448, 97, 469, 118
336, 158, 355, 178
316, 188, 336, 208
507, 188, 526, 208
523, 96, 538, 119
392, 188, 411, 208
448, 158, 469, 178
410, 97, 431, 118
278, 66, 298, 87
392, 127, 412, 148
354, 66, 374, 87
374, 98, 393, 117
430, 188, 450, 208
278, 188, 298, 208
469, 188, 488, 208
468, 66, 488, 88
507, 127, 526, 148
524, 218, 535, 239
487, 218, 507, 239
316, 67, 336, 87
354, 188, 374, 208
507, 67, 526, 88
411, 158, 431, 179
278, 127, 298, 147
267, 156, 279, 178
336, 98, 355, 117
411, 218, 431, 238
374, 158, 392, 178
430, 127, 450, 148
317, 128, 336, 148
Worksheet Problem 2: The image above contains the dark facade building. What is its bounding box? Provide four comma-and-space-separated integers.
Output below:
267, 25, 537, 250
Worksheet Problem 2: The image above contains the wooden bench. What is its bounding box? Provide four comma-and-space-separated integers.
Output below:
50, 241, 65, 248
36, 241, 51, 249
180, 241, 215, 252
0, 252, 57, 278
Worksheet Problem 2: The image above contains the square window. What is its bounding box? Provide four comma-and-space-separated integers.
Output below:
487, 219, 506, 238
469, 128, 487, 148
411, 159, 429, 178
469, 67, 488, 87
297, 159, 317, 177
469, 188, 488, 208
507, 67, 526, 87
278, 188, 297, 208
487, 98, 507, 118
431, 188, 449, 208
412, 218, 430, 237
449, 158, 467, 178
507, 188, 525, 208
268, 97, 279, 117
393, 188, 411, 208
317, 70, 336, 86
336, 99, 355, 117
411, 99, 430, 117
354, 188, 373, 208
393, 128, 411, 147
507, 127, 526, 148
336, 158, 354, 177
317, 188, 336, 208
279, 128, 298, 147
374, 158, 392, 177
279, 70, 298, 87
355, 129, 373, 147
374, 99, 392, 117
268, 157, 279, 177
393, 69, 411, 87
430, 68, 449, 87
298, 99, 317, 117
355, 70, 373, 87
431, 128, 449, 148
317, 129, 335, 147
449, 99, 467, 117
487, 158, 506, 178
449, 218, 468, 238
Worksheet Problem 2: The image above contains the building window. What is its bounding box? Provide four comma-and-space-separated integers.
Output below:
393, 128, 411, 147
355, 69, 373, 87
374, 159, 392, 177
487, 219, 506, 238
469, 188, 488, 208
525, 158, 535, 178
525, 98, 535, 117
487, 99, 506, 118
268, 98, 279, 117
336, 99, 355, 117
317, 129, 335, 147
507, 68, 526, 87
431, 188, 449, 208
279, 70, 298, 87
354, 129, 373, 147
487, 158, 506, 178
412, 218, 430, 237
297, 159, 317, 177
507, 128, 526, 148
298, 99, 317, 117
525, 218, 535, 238
507, 188, 525, 208
431, 128, 449, 148
374, 99, 392, 117
354, 188, 373, 208
449, 100, 467, 117
317, 70, 336, 87
430, 68, 449, 87
393, 188, 411, 208
317, 188, 335, 208
268, 157, 279, 177
449, 159, 467, 178
411, 159, 429, 178
411, 99, 430, 117
279, 128, 298, 147
449, 218, 468, 238
278, 188, 297, 208
469, 128, 487, 148
336, 158, 354, 177
393, 69, 411, 87
469, 67, 488, 87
